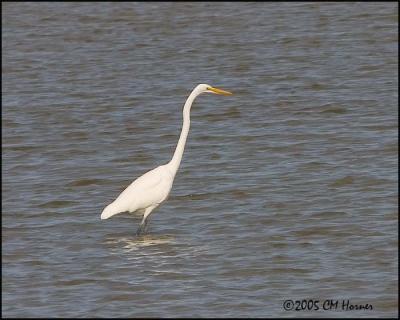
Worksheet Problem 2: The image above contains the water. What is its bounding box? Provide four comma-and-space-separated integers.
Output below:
2, 2, 398, 318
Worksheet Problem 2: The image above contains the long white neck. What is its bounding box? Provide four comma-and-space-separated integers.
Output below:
167, 89, 200, 175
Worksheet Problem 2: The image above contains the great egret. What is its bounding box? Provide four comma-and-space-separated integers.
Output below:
101, 84, 232, 234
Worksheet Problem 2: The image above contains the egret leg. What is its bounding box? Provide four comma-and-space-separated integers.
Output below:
136, 222, 145, 236
136, 206, 155, 236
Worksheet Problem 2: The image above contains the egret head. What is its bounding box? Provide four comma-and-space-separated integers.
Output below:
195, 83, 233, 96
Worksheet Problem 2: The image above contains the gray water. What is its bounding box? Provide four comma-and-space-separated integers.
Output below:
2, 2, 398, 318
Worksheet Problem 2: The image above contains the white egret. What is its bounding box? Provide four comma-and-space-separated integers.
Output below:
101, 84, 232, 235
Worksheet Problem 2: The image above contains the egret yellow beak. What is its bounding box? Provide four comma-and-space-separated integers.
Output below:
208, 86, 233, 96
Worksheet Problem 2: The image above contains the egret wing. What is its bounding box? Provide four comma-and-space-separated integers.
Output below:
110, 165, 171, 213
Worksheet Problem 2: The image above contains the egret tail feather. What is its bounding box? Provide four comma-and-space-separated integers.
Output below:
100, 204, 120, 220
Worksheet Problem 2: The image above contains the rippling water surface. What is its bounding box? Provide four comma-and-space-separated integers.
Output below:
2, 2, 398, 318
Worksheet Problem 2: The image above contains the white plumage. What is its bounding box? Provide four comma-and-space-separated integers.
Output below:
100, 84, 232, 234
